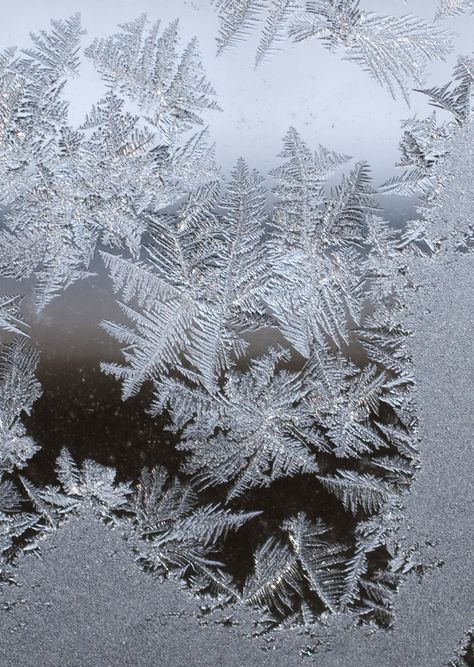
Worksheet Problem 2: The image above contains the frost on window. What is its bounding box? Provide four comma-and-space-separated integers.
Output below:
435, 0, 474, 19
449, 627, 474, 666
0, 327, 41, 566
0, 9, 470, 651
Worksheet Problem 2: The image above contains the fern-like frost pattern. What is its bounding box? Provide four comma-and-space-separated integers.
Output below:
101, 120, 418, 625
3, 10, 468, 635
212, 0, 452, 101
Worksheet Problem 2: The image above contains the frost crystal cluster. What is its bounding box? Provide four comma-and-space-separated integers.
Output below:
101, 117, 418, 624
449, 627, 474, 666
383, 55, 474, 253
436, 0, 474, 19
0, 11, 468, 635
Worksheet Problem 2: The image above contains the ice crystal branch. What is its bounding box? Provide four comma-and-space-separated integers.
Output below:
435, 0, 474, 19
212, 0, 452, 100
101, 160, 268, 395
0, 295, 28, 336
131, 465, 259, 597
85, 14, 220, 138
290, 2, 452, 103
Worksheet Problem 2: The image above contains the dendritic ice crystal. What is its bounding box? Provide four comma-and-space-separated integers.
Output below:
0, 331, 41, 564
0, 9, 471, 640
0, 14, 218, 311
211, 0, 452, 101
100, 119, 417, 625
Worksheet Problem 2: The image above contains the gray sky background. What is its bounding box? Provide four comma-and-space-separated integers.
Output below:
1, 0, 473, 184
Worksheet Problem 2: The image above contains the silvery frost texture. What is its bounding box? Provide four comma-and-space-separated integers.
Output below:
0, 304, 41, 566
0, 11, 469, 633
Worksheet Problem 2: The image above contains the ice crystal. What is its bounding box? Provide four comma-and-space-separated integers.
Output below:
131, 465, 259, 597
307, 355, 389, 458
449, 627, 474, 666
0, 14, 424, 629
178, 347, 320, 500
0, 509, 37, 561
20, 476, 78, 530
436, 0, 474, 19
101, 122, 417, 624
267, 131, 371, 352
244, 510, 402, 625
0, 473, 34, 561
383, 55, 474, 252
0, 333, 41, 563
85, 14, 220, 137
0, 295, 27, 336
0, 339, 41, 473
212, 0, 452, 100
0, 15, 217, 310
101, 160, 268, 394
55, 448, 132, 512
18, 449, 131, 535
